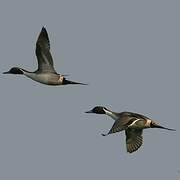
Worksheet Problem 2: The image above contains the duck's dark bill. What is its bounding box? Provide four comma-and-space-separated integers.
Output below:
3, 71, 9, 74
85, 110, 93, 113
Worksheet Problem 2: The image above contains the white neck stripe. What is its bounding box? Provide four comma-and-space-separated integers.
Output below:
104, 108, 119, 121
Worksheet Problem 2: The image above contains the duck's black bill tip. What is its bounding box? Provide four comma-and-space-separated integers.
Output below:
3, 71, 10, 74
85, 110, 93, 113
101, 133, 108, 136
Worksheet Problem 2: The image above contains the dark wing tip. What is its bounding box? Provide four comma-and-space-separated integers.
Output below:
101, 133, 108, 136
127, 141, 141, 153
127, 142, 142, 153
42, 26, 47, 32
126, 129, 143, 153
40, 27, 48, 38
36, 26, 50, 50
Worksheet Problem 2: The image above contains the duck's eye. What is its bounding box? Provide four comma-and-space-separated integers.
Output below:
93, 107, 100, 113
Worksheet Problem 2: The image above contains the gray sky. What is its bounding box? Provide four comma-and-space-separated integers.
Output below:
0, 0, 180, 179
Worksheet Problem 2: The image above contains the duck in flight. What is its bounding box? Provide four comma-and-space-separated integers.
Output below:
3, 27, 87, 86
86, 106, 175, 153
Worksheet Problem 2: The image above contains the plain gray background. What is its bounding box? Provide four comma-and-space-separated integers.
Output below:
0, 0, 180, 179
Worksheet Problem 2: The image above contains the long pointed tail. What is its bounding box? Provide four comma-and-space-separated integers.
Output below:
63, 79, 88, 85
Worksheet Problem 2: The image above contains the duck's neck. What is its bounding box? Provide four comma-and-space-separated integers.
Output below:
104, 109, 119, 121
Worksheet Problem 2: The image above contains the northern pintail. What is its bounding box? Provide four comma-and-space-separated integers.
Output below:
86, 106, 175, 153
3, 27, 87, 86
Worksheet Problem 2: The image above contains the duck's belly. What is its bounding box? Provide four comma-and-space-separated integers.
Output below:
25, 73, 62, 85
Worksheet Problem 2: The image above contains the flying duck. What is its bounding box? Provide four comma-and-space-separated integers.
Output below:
3, 27, 87, 86
85, 106, 175, 153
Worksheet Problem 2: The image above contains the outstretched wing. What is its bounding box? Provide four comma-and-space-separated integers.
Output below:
125, 128, 143, 153
35, 27, 56, 73
102, 116, 138, 136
